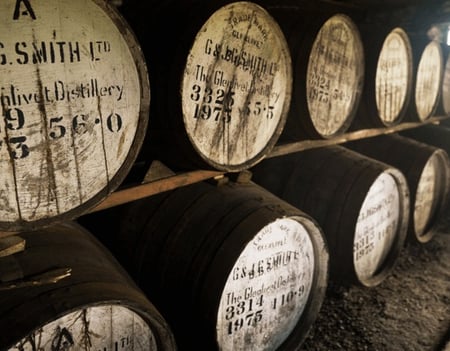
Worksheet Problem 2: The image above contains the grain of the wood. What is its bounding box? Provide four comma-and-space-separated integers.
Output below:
181, 2, 292, 170
269, 7, 365, 141
375, 28, 413, 125
0, 0, 149, 230
350, 25, 414, 130
305, 14, 364, 137
414, 40, 444, 121
136, 1, 292, 172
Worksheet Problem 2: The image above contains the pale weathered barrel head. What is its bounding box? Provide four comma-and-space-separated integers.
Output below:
0, 0, 150, 231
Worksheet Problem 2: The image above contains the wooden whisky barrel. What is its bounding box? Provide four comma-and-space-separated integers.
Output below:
266, 5, 365, 140
251, 145, 410, 287
0, 222, 176, 350
350, 26, 413, 129
346, 134, 450, 243
127, 1, 292, 172
406, 39, 444, 122
0, 0, 150, 231
98, 180, 329, 351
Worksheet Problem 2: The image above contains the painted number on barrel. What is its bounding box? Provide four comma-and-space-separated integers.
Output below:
0, 109, 123, 159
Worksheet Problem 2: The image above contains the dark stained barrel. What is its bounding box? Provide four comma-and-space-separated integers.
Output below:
82, 180, 329, 350
346, 134, 450, 243
251, 145, 410, 287
0, 222, 176, 350
272, 6, 365, 140
125, 1, 292, 172
0, 0, 150, 231
401, 123, 450, 154
350, 26, 413, 130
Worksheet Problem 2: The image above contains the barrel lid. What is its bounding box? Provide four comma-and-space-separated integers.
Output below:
441, 53, 450, 116
305, 14, 365, 137
353, 171, 407, 286
375, 27, 413, 126
414, 40, 444, 121
413, 149, 450, 242
0, 0, 149, 231
181, 1, 292, 171
214, 216, 316, 350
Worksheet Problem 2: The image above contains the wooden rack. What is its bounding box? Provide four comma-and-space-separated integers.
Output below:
89, 115, 449, 213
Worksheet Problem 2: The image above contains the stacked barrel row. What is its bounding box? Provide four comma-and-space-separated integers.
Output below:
0, 0, 448, 231
0, 0, 450, 350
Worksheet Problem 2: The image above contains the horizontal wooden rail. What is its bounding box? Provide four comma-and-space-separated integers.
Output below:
90, 169, 224, 213
89, 116, 449, 212
269, 116, 447, 157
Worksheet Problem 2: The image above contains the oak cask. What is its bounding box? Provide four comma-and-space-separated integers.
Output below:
350, 26, 413, 129
98, 180, 329, 350
251, 146, 410, 287
0, 222, 176, 350
406, 39, 444, 121
265, 4, 365, 140
125, 1, 293, 172
346, 134, 450, 243
0, 0, 150, 231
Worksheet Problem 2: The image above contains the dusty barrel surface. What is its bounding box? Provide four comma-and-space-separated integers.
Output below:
0, 0, 150, 231
406, 39, 444, 122
346, 134, 450, 243
0, 222, 177, 351
440, 52, 450, 116
350, 26, 413, 129
102, 180, 329, 350
266, 4, 365, 140
127, 1, 292, 172
251, 145, 410, 287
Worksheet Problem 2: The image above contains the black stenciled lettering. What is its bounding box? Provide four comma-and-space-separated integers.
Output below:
107, 113, 122, 132
15, 42, 28, 64
0, 43, 6, 65
5, 107, 25, 130
13, 0, 36, 20
9, 136, 29, 159
51, 327, 74, 351
15, 41, 81, 64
